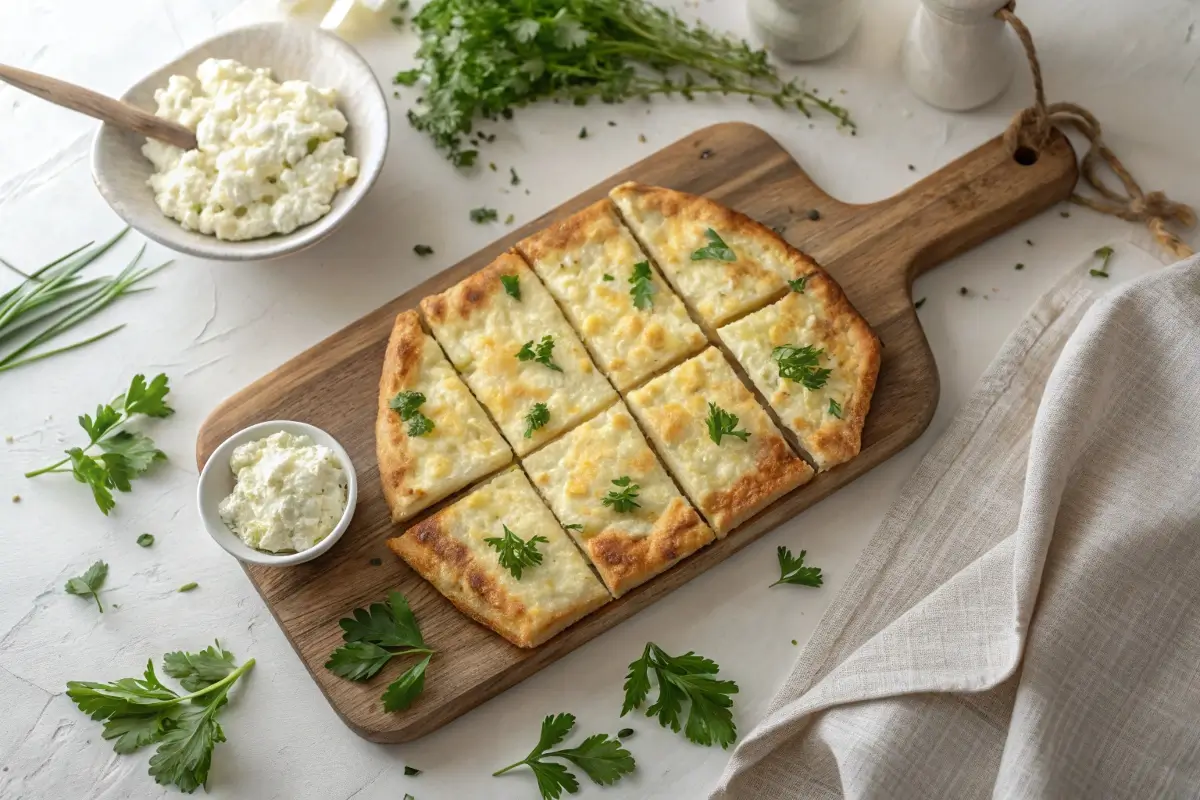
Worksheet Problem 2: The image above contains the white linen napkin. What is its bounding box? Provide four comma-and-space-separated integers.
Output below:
711, 255, 1200, 799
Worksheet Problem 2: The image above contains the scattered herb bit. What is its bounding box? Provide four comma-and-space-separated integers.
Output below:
770, 546, 823, 588
578, 127, 589, 139
706, 403, 749, 445
602, 273, 615, 282
489, 162, 498, 171
699, 149, 713, 159
772, 344, 831, 390
370, 557, 383, 567
485, 525, 549, 580
563, 523, 584, 532
501, 274, 522, 301
907, 164, 915, 171
607, 120, 617, 127
602, 476, 641, 513
404, 766, 422, 777
787, 275, 808, 293
390, 390, 436, 437
622, 643, 738, 748
505, 214, 516, 225
827, 398, 843, 419
1025, 239, 1034, 246
516, 335, 563, 372
690, 228, 736, 262
25, 373, 173, 515
1015, 263, 1025, 270
629, 261, 656, 310
914, 297, 926, 309
791, 639, 797, 645
66, 641, 254, 792
524, 402, 550, 438
404, 795, 415, 800
493, 712, 635, 800
617, 728, 634, 739
1060, 210, 1071, 218
137, 533, 154, 547
413, 244, 434, 256
807, 208, 821, 221
1090, 245, 1114, 278
637, 134, 647, 143
326, 592, 435, 711
510, 167, 521, 186
65, 560, 108, 612
470, 207, 499, 224
959, 287, 969, 296
177, 582, 198, 593
12, 493, 20, 502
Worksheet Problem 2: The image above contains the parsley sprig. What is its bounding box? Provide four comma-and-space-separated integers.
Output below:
771, 546, 824, 588
629, 261, 656, 310
325, 591, 435, 712
66, 641, 255, 793
493, 712, 636, 800
705, 402, 749, 445
65, 560, 108, 612
524, 402, 550, 438
501, 273, 522, 300
389, 390, 436, 437
516, 335, 563, 372
690, 229, 736, 262
25, 373, 172, 515
622, 643, 739, 748
828, 398, 842, 418
788, 275, 809, 293
772, 344, 831, 390
602, 476, 641, 513
485, 524, 548, 580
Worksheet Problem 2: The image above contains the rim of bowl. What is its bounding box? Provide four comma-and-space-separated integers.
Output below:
196, 419, 358, 567
91, 21, 389, 262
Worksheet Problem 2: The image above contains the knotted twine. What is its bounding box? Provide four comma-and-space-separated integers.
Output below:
997, 2, 1196, 259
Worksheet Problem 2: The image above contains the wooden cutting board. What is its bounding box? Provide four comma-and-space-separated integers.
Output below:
196, 122, 1077, 742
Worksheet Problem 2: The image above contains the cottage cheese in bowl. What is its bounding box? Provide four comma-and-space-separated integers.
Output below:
142, 58, 359, 241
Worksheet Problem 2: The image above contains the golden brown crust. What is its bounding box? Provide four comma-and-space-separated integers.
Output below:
515, 198, 614, 265
584, 498, 713, 597
419, 252, 527, 328
375, 310, 426, 522
702, 434, 814, 533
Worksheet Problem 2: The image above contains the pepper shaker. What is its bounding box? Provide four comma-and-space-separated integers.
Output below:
901, 0, 1015, 110
748, 0, 864, 62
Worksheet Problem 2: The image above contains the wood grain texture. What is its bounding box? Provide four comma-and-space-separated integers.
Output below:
195, 122, 1077, 742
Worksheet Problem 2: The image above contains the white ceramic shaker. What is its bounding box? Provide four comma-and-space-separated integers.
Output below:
747, 0, 864, 62
901, 0, 1015, 110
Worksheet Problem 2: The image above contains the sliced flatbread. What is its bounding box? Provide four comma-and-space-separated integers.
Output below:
420, 253, 617, 455
524, 402, 715, 597
625, 347, 814, 536
376, 310, 513, 523
719, 278, 880, 470
611, 181, 807, 327
388, 467, 610, 648
516, 199, 707, 391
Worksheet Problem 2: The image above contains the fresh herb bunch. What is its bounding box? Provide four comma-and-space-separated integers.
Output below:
65, 560, 108, 612
771, 545, 823, 588
622, 642, 738, 748
493, 712, 636, 800
772, 344, 831, 390
326, 591, 435, 712
629, 261, 655, 310
390, 390, 436, 437
525, 402, 550, 438
0, 230, 171, 374
690, 228, 736, 262
485, 524, 548, 580
25, 373, 173, 514
395, 0, 853, 166
602, 476, 641, 513
66, 641, 255, 793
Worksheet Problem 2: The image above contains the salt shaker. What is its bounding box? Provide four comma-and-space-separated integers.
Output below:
901, 0, 1015, 110
748, 0, 864, 62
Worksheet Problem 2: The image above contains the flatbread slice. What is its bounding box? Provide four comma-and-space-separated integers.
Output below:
516, 199, 707, 391
420, 253, 617, 455
524, 402, 714, 597
376, 310, 513, 523
719, 277, 880, 470
625, 347, 814, 536
388, 467, 611, 648
610, 181, 801, 327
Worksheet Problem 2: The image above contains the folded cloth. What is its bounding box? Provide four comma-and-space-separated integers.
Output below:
712, 256, 1200, 800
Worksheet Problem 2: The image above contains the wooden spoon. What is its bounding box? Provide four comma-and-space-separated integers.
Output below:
0, 63, 197, 150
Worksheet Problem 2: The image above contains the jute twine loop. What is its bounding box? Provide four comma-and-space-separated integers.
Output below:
997, 2, 1196, 259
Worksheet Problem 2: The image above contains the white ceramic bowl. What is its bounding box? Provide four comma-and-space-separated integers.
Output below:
92, 22, 389, 262
197, 420, 358, 567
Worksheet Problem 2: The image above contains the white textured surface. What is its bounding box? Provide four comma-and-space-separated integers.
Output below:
0, 0, 1194, 798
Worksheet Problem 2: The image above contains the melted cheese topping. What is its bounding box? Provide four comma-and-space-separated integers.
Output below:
425, 258, 617, 455
611, 189, 786, 326
520, 203, 706, 390
387, 331, 512, 518
625, 348, 799, 533
719, 292, 860, 466
444, 468, 610, 613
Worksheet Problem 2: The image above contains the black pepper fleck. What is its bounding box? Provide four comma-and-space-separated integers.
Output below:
907, 164, 916, 171
1015, 263, 1025, 270
914, 297, 926, 309
1025, 239, 1034, 246
959, 287, 969, 296
370, 557, 383, 566
607, 120, 617, 127
807, 208, 821, 221
1060, 210, 1071, 218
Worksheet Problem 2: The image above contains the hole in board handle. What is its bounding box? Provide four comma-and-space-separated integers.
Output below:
1013, 146, 1038, 166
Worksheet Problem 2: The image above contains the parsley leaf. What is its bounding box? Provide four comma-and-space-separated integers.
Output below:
1090, 245, 1114, 278
501, 273, 522, 301
389, 390, 435, 437
621, 642, 739, 748
137, 533, 154, 547
828, 398, 842, 418
470, 207, 499, 224
690, 229, 736, 262
787, 275, 808, 293
770, 545, 824, 588
493, 712, 635, 800
325, 592, 435, 712
65, 560, 108, 613
524, 402, 550, 438
602, 476, 641, 513
66, 642, 255, 792
404, 765, 422, 776
516, 335, 563, 372
26, 373, 172, 515
705, 402, 749, 445
772, 344, 832, 390
484, 525, 548, 580
629, 261, 656, 310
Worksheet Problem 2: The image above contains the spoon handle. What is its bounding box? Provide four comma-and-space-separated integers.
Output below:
0, 63, 197, 150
